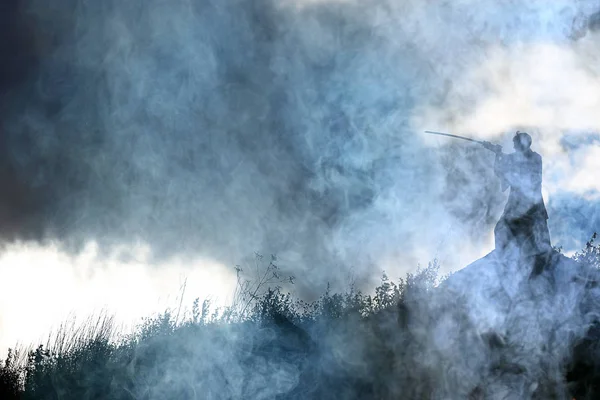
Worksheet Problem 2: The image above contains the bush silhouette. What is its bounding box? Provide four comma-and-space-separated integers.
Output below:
0, 236, 598, 399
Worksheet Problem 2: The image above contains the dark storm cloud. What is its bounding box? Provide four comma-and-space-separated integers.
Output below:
1, 0, 594, 294
0, 0, 40, 237
0, 1, 447, 272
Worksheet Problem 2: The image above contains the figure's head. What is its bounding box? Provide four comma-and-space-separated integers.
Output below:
513, 131, 532, 152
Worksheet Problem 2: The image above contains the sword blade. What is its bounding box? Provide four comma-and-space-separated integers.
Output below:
424, 130, 483, 144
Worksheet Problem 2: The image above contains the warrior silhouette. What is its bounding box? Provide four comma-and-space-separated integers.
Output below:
426, 129, 553, 275
484, 131, 552, 272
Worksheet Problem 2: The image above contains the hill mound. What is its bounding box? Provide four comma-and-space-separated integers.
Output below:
419, 249, 600, 398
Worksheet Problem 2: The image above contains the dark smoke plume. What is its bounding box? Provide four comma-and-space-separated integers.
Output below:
0, 0, 598, 296
0, 0, 461, 292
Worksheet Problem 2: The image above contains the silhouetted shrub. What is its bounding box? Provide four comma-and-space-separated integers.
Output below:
3, 237, 600, 399
0, 348, 23, 400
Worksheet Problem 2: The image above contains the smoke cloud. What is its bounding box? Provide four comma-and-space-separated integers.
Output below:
2, 2, 600, 397
1, 0, 599, 298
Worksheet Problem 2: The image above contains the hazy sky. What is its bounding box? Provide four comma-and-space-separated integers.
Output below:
1, 0, 599, 356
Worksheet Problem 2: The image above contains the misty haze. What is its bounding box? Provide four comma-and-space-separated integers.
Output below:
1, 0, 600, 398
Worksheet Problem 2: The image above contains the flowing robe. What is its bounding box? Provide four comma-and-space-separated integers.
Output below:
493, 149, 551, 258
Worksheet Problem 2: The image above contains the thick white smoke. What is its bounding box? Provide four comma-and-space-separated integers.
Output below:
0, 1, 599, 387
1, 0, 598, 285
